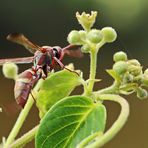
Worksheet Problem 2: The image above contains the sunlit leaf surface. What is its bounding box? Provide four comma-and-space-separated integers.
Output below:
36, 70, 81, 118
36, 96, 106, 148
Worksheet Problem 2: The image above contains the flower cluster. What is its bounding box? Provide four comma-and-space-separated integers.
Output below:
67, 11, 117, 53
112, 51, 148, 99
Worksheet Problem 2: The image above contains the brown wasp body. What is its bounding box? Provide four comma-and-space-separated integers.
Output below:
0, 33, 82, 108
14, 69, 40, 107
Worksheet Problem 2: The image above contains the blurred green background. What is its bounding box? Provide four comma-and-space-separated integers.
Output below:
0, 0, 148, 148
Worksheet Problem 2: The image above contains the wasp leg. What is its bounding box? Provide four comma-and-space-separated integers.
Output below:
53, 57, 79, 76
30, 91, 36, 102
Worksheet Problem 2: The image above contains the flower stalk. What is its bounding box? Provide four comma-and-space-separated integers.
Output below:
86, 94, 130, 148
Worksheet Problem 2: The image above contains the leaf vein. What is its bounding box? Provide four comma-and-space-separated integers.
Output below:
41, 121, 79, 147
63, 105, 96, 147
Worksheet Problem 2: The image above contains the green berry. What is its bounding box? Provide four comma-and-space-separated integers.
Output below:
87, 29, 103, 43
101, 27, 117, 43
79, 30, 86, 41
67, 30, 81, 45
113, 51, 127, 62
113, 61, 128, 75
81, 44, 90, 53
137, 87, 148, 99
2, 62, 18, 80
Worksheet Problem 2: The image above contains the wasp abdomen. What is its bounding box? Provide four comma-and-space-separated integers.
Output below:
14, 69, 39, 108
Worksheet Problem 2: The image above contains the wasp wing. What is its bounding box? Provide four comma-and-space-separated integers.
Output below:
7, 33, 41, 53
0, 56, 34, 65
64, 49, 83, 58
62, 45, 83, 58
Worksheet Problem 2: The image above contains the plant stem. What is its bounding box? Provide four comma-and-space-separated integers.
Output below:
4, 98, 34, 148
85, 40, 105, 96
4, 80, 43, 148
86, 94, 130, 148
87, 50, 97, 94
10, 125, 39, 148
77, 132, 103, 148
94, 81, 120, 95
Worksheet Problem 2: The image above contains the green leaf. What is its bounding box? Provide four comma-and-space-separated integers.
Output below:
35, 96, 106, 148
106, 69, 121, 82
36, 70, 81, 118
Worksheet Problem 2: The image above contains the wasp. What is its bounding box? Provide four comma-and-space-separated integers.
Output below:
0, 33, 82, 107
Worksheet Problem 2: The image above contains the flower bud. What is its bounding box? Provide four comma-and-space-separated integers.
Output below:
79, 30, 86, 41
113, 51, 127, 62
113, 61, 128, 75
101, 27, 117, 43
137, 87, 148, 100
81, 44, 90, 53
127, 60, 142, 76
87, 29, 103, 43
67, 30, 82, 45
0, 107, 2, 112
128, 65, 142, 76
128, 59, 140, 66
2, 62, 18, 80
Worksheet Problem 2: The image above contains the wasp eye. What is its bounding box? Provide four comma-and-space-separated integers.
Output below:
53, 47, 60, 58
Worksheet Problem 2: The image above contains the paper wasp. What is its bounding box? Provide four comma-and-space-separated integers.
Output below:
0, 33, 82, 107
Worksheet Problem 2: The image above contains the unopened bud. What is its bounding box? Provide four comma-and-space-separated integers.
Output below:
87, 29, 103, 43
79, 30, 87, 41
137, 87, 148, 99
129, 66, 142, 76
101, 27, 117, 43
128, 59, 141, 66
2, 62, 18, 80
113, 61, 128, 75
113, 51, 127, 62
127, 60, 142, 76
67, 30, 82, 45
